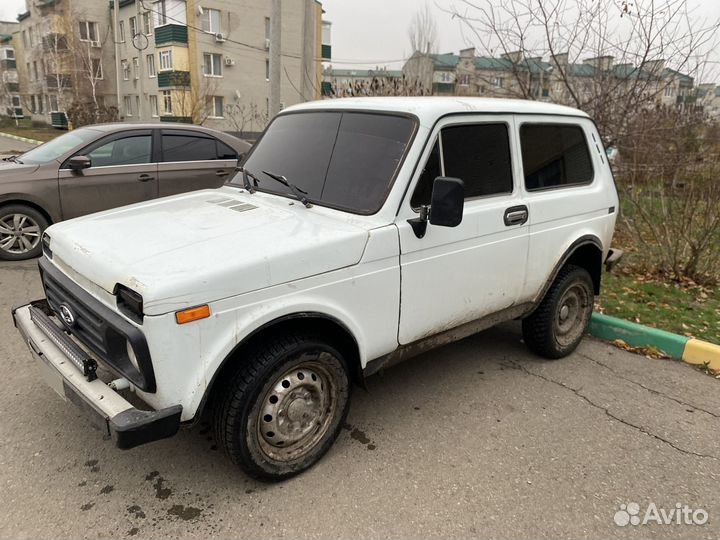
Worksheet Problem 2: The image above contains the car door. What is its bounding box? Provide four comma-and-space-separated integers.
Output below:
157, 129, 238, 197
396, 115, 529, 345
58, 130, 158, 220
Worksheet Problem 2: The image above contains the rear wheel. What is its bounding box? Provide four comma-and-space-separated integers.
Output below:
214, 334, 351, 481
522, 264, 594, 359
0, 204, 48, 261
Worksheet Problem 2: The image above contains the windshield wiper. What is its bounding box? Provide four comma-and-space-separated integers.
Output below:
235, 165, 259, 194
2, 155, 22, 163
261, 170, 312, 208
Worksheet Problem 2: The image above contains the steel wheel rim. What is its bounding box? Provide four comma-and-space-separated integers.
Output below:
256, 355, 339, 462
555, 283, 590, 347
0, 213, 41, 254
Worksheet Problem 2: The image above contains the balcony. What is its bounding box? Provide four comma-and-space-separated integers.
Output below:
158, 70, 190, 88
155, 25, 188, 46
322, 44, 331, 61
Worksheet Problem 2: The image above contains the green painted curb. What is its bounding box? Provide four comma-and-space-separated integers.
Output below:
588, 312, 689, 359
0, 131, 42, 145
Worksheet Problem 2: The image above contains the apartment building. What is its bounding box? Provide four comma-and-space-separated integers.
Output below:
13, 0, 117, 127
115, 0, 323, 132
0, 20, 21, 119
403, 48, 697, 109
321, 67, 403, 97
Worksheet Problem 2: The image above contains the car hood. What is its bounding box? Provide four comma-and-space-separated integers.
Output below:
47, 188, 370, 315
0, 161, 40, 177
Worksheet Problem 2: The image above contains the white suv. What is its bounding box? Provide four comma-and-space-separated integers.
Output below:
13, 98, 620, 481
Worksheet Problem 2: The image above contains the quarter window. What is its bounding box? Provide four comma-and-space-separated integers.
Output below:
520, 124, 594, 191
411, 123, 513, 207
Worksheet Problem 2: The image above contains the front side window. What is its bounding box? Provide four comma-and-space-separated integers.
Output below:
203, 53, 222, 76
236, 112, 417, 214
411, 123, 513, 207
520, 124, 594, 191
19, 127, 100, 164
86, 135, 152, 167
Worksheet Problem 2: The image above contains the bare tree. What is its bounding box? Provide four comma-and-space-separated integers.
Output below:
408, 3, 439, 56
448, 0, 719, 141
224, 101, 268, 136
171, 74, 220, 125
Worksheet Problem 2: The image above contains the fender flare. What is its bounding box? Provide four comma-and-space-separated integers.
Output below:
532, 234, 603, 305
188, 311, 361, 425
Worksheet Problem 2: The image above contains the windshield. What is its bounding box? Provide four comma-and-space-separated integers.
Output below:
233, 111, 417, 214
20, 127, 102, 164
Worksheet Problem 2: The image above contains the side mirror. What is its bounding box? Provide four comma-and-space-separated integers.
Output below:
407, 177, 465, 238
69, 155, 91, 171
429, 177, 464, 227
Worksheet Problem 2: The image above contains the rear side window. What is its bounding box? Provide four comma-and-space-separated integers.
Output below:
520, 124, 594, 190
161, 134, 217, 162
411, 123, 513, 207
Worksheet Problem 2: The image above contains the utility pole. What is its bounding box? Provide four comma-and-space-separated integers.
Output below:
269, 0, 282, 118
135, 0, 145, 120
114, 0, 122, 116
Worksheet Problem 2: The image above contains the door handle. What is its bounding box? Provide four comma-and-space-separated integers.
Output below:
137, 174, 155, 182
504, 205, 529, 226
215, 170, 230, 177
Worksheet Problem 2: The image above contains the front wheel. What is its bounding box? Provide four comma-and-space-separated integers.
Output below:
522, 264, 594, 359
214, 334, 351, 481
0, 204, 49, 261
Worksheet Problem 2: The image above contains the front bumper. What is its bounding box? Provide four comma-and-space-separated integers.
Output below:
12, 301, 181, 449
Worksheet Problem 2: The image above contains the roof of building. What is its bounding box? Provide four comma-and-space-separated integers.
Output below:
430, 53, 460, 69
284, 96, 590, 123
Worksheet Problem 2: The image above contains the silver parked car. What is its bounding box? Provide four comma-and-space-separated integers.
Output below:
0, 123, 251, 260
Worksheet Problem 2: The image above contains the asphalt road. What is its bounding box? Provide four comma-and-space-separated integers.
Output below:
1, 259, 719, 539
0, 135, 37, 159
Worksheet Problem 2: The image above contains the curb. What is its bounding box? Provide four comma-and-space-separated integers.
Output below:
0, 131, 42, 145
589, 313, 720, 371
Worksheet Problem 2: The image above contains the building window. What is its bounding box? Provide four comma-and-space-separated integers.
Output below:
133, 57, 139, 79
459, 74, 470, 86
26, 63, 31, 81
492, 77, 504, 88
91, 58, 103, 79
208, 95, 224, 117
28, 28, 33, 47
135, 95, 140, 116
129, 17, 137, 38
5, 49, 14, 60
200, 8, 222, 33
265, 59, 270, 81
142, 11, 152, 35
49, 94, 59, 111
158, 50, 172, 71
32, 62, 38, 81
30, 95, 36, 114
265, 17, 270, 41
202, 53, 222, 76
156, 0, 168, 26
37, 95, 44, 113
147, 54, 156, 77
664, 86, 674, 97
124, 95, 133, 116
122, 60, 130, 80
149, 94, 159, 117
119, 20, 125, 42
79, 21, 99, 43
11, 95, 20, 107
162, 90, 172, 115
22, 30, 27, 48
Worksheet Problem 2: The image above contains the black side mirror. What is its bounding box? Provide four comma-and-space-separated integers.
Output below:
429, 177, 464, 227
408, 176, 465, 238
69, 155, 91, 171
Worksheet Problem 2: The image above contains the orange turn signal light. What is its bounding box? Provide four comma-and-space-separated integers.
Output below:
175, 305, 210, 325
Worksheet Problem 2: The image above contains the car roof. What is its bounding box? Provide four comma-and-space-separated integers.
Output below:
282, 97, 590, 124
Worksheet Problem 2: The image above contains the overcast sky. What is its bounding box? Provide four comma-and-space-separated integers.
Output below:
2, 0, 718, 79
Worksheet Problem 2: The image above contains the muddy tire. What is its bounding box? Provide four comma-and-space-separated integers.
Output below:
0, 204, 48, 261
522, 264, 594, 359
214, 333, 351, 481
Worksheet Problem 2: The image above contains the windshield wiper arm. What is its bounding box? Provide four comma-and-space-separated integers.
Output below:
235, 166, 260, 194
261, 170, 312, 208
2, 155, 22, 163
